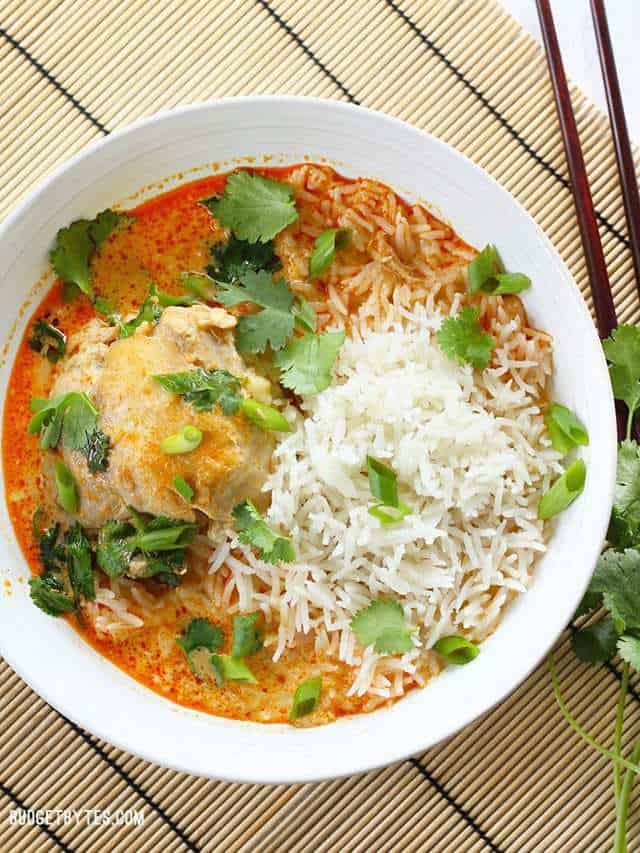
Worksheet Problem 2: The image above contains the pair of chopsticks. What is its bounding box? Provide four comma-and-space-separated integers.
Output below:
536, 0, 640, 441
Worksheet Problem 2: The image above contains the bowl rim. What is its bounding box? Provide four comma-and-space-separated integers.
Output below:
0, 95, 617, 784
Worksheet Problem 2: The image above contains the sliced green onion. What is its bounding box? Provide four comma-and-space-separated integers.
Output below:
368, 502, 412, 526
157, 290, 197, 307
309, 228, 350, 279
181, 272, 216, 301
538, 458, 587, 520
467, 244, 531, 295
54, 460, 78, 514
173, 475, 194, 502
210, 654, 257, 686
492, 272, 531, 294
433, 636, 479, 665
240, 398, 290, 432
231, 612, 263, 657
290, 675, 322, 720
367, 455, 399, 507
544, 403, 589, 455
468, 244, 501, 293
161, 425, 203, 454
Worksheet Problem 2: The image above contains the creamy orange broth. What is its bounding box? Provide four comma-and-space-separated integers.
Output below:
4, 167, 409, 724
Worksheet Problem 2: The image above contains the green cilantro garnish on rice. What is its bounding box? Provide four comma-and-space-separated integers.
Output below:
350, 598, 416, 654
544, 403, 589, 455
467, 244, 531, 295
274, 330, 345, 396
232, 500, 295, 564
203, 171, 298, 243
437, 306, 495, 370
308, 228, 350, 279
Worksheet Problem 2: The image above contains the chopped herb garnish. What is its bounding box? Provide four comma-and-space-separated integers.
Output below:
203, 172, 298, 243
232, 500, 295, 564
437, 307, 495, 370
28, 320, 67, 363
160, 425, 203, 455
207, 234, 280, 282
210, 654, 257, 686
274, 330, 345, 396
181, 272, 217, 302
215, 269, 296, 354
433, 635, 479, 665
153, 368, 243, 414
96, 515, 196, 583
231, 613, 263, 658
537, 459, 587, 520
29, 522, 95, 617
177, 618, 224, 655
83, 428, 111, 473
28, 391, 98, 452
240, 398, 290, 432
290, 676, 322, 720
173, 476, 194, 503
367, 456, 399, 506
292, 295, 317, 333
366, 456, 412, 526
350, 598, 416, 654
308, 228, 350, 279
50, 209, 132, 298
54, 461, 78, 514
467, 244, 531, 295
115, 284, 163, 338
545, 403, 589, 455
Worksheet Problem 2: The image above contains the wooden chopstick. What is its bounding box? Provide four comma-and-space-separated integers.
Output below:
535, 0, 618, 341
535, 0, 628, 441
590, 0, 640, 294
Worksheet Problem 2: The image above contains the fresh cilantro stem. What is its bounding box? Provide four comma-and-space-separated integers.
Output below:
614, 662, 630, 804
627, 407, 634, 442
615, 741, 640, 853
548, 653, 640, 774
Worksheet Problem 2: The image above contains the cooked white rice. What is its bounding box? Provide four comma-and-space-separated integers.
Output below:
207, 299, 562, 697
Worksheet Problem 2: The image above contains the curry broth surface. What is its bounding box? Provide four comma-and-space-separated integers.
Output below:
3, 168, 395, 725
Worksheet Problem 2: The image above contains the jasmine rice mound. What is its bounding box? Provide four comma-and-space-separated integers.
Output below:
210, 296, 562, 699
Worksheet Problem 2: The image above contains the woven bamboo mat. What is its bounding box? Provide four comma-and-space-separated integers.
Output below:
1, 1, 639, 850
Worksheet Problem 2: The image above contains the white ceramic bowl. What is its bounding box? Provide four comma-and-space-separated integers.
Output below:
0, 97, 616, 784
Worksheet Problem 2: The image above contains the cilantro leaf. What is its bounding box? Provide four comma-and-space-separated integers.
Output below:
207, 235, 280, 282
350, 598, 416, 654
231, 613, 263, 657
29, 574, 75, 617
28, 392, 104, 462
232, 500, 295, 564
96, 516, 196, 582
153, 368, 243, 414
215, 270, 295, 354
274, 330, 345, 396
203, 172, 298, 243
292, 295, 317, 333
111, 284, 163, 338
65, 523, 95, 602
28, 320, 67, 363
50, 210, 132, 297
83, 429, 111, 473
571, 618, 620, 664
60, 393, 99, 451
608, 440, 640, 548
467, 245, 530, 295
309, 228, 350, 279
617, 635, 640, 670
177, 618, 224, 655
437, 307, 495, 370
603, 325, 640, 431
586, 549, 640, 633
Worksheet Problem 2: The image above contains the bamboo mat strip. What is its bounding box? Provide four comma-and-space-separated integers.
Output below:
1, 0, 640, 850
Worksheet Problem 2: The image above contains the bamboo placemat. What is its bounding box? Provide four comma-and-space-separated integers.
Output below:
1, 1, 639, 850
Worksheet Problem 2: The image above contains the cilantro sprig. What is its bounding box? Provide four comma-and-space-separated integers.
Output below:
467, 244, 531, 295
207, 234, 280, 282
232, 500, 295, 564
437, 307, 495, 370
350, 598, 416, 654
29, 521, 95, 617
153, 368, 243, 415
50, 209, 132, 299
274, 330, 345, 396
203, 172, 298, 243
